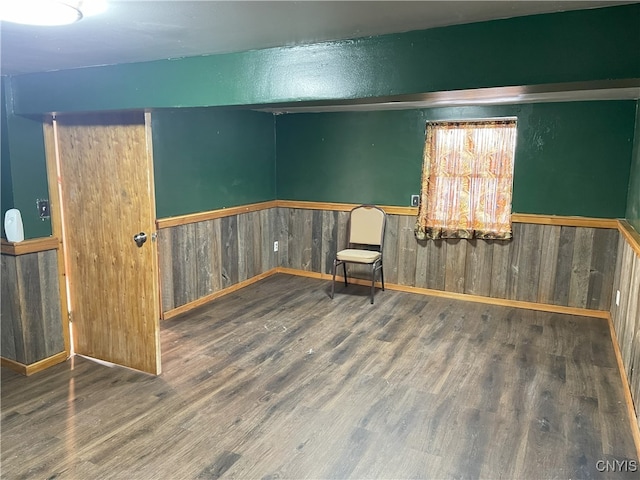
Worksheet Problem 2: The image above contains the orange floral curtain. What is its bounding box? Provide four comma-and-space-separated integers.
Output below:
415, 119, 517, 240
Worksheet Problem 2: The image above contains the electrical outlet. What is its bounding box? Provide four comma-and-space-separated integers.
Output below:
411, 195, 420, 207
274, 241, 279, 252
616, 290, 620, 306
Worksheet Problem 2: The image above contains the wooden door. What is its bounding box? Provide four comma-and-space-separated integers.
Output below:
53, 112, 161, 374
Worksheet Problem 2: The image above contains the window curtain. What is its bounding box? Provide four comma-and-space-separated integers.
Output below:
414, 120, 517, 240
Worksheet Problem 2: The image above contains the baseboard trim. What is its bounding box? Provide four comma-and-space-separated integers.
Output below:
606, 313, 640, 459
276, 267, 610, 319
1, 351, 68, 376
162, 268, 279, 320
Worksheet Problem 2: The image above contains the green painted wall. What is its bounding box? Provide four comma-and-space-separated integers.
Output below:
4, 112, 51, 239
1, 78, 51, 239
276, 109, 424, 206
276, 101, 636, 218
1, 79, 15, 238
152, 108, 276, 218
10, 4, 640, 114
626, 102, 640, 232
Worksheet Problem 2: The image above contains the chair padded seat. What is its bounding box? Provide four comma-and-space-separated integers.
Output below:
336, 249, 381, 263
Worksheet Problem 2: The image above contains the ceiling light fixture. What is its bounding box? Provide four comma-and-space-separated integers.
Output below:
0, 0, 107, 27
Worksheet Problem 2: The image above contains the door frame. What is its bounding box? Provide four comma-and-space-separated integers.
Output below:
43, 118, 71, 359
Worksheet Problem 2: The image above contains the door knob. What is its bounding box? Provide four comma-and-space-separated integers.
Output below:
133, 232, 147, 247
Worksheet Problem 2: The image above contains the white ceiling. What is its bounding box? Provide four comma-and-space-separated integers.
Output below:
1, 0, 637, 76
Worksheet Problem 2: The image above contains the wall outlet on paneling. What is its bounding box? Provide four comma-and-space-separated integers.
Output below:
616, 290, 620, 306
411, 195, 420, 207
274, 241, 279, 252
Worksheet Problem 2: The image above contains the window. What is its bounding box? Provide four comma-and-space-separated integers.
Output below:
414, 119, 517, 240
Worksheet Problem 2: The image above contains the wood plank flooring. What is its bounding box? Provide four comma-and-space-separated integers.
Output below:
2, 274, 638, 479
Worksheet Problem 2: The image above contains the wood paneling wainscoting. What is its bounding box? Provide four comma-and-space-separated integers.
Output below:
611, 221, 640, 429
157, 207, 279, 318
0, 238, 67, 375
157, 202, 621, 320
276, 205, 619, 313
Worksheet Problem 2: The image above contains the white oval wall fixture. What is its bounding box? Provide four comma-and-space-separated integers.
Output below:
4, 209, 24, 243
0, 0, 107, 26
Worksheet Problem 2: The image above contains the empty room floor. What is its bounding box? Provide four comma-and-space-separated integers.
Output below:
2, 274, 638, 479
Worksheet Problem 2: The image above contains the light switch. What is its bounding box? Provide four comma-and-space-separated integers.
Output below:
36, 199, 50, 220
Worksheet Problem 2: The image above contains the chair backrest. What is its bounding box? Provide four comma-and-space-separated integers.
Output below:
348, 205, 386, 248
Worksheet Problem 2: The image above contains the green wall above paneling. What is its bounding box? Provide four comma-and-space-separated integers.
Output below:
10, 4, 640, 114
512, 101, 635, 218
4, 112, 52, 239
1, 78, 51, 239
152, 108, 276, 219
1, 80, 15, 234
276, 110, 424, 206
626, 102, 640, 232
276, 101, 636, 218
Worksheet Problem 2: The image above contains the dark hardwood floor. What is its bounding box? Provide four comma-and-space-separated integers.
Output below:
2, 274, 638, 479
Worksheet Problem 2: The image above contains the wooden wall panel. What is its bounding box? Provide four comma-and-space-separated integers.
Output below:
0, 250, 64, 365
275, 207, 289, 269
286, 208, 303, 270
382, 215, 400, 285
172, 223, 197, 308
195, 220, 214, 298
489, 239, 510, 298
610, 236, 640, 427
261, 208, 276, 274
464, 238, 493, 297
17, 253, 45, 363
588, 228, 619, 311
568, 227, 595, 308
618, 245, 634, 372
516, 223, 544, 303
427, 240, 447, 291
553, 226, 577, 306
158, 210, 278, 313
537, 225, 561, 304
1, 255, 21, 361
300, 209, 313, 272
445, 239, 467, 294
320, 210, 338, 275
158, 206, 620, 317
237, 212, 250, 282
38, 251, 63, 356
414, 237, 428, 289
158, 229, 174, 313
628, 260, 640, 404
611, 235, 626, 336
397, 215, 417, 286
278, 208, 618, 312
221, 215, 239, 287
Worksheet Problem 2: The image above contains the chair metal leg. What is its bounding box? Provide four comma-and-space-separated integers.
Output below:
343, 262, 348, 287
370, 263, 376, 304
331, 259, 337, 299
380, 263, 385, 291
